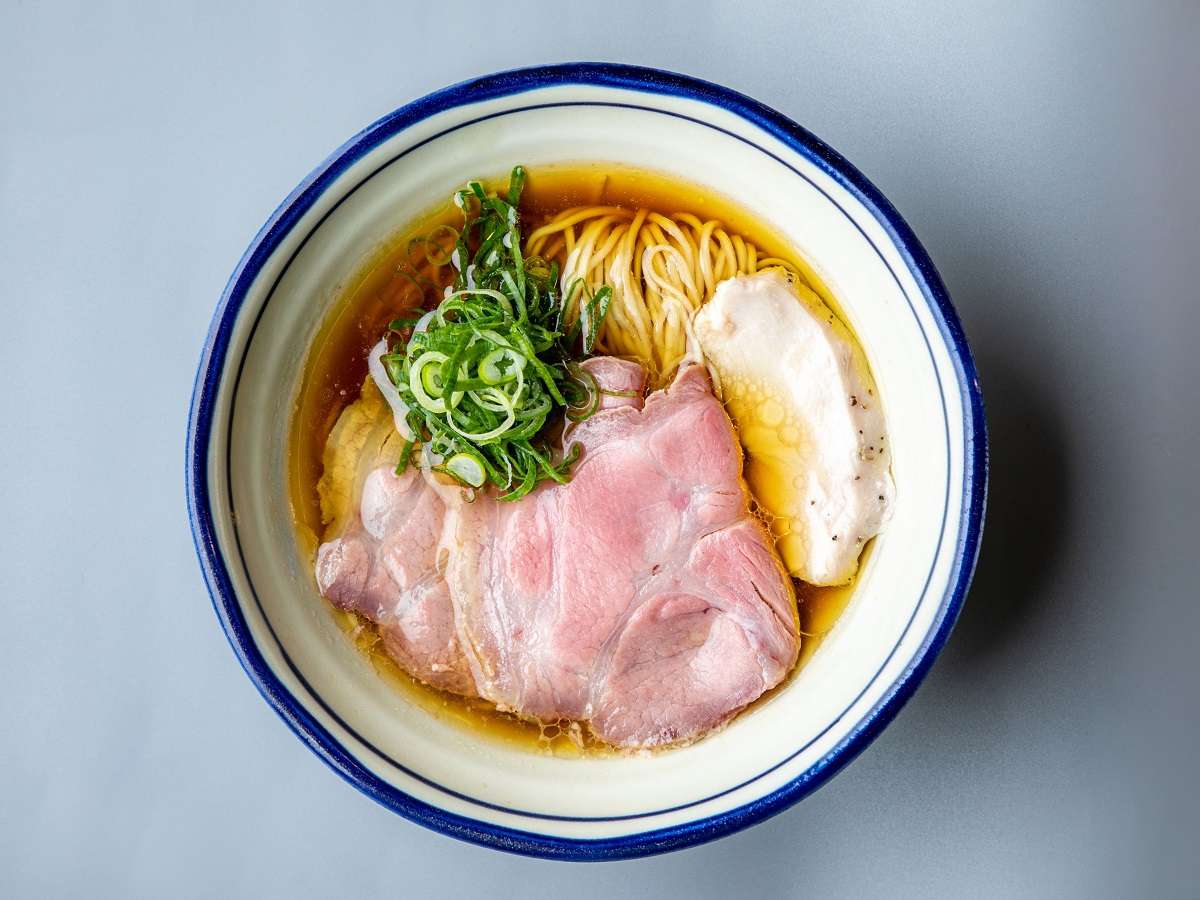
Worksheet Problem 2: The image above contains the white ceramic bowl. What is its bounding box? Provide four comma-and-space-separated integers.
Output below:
186, 64, 986, 860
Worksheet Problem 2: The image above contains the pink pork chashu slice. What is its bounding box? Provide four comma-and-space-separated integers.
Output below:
437, 358, 800, 748
315, 464, 476, 696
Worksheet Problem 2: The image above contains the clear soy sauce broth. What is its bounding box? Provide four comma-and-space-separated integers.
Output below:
290, 163, 864, 756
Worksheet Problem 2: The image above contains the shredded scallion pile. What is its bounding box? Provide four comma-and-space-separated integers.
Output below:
380, 166, 612, 501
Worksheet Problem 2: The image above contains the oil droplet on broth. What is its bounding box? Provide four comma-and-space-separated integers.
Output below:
758, 397, 784, 427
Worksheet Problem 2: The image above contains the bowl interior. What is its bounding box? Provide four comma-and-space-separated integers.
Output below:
194, 73, 975, 852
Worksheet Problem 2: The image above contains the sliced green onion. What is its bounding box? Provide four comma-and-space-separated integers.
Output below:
395, 438, 416, 474
380, 166, 611, 497
446, 404, 515, 442
425, 224, 459, 266
564, 364, 601, 422
479, 347, 523, 384
441, 451, 487, 487
410, 351, 463, 413
420, 358, 445, 397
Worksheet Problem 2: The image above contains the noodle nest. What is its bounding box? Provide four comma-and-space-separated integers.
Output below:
526, 206, 801, 385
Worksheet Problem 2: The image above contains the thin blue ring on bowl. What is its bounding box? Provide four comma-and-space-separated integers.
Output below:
186, 62, 988, 861
226, 97, 955, 825
230, 97, 953, 823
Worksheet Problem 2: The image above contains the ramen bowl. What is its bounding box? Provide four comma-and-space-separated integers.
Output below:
186, 63, 987, 860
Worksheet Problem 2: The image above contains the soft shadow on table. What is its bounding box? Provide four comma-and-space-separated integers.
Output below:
588, 278, 1080, 898
608, 269, 1082, 896
941, 292, 1075, 666
456, 244, 1083, 896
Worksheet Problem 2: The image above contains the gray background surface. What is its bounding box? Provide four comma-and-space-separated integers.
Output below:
2, 2, 1197, 897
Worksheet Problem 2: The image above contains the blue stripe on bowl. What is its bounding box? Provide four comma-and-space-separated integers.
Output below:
186, 62, 987, 861
226, 99, 949, 818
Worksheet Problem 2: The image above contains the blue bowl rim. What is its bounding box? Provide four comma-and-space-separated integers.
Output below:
185, 61, 988, 861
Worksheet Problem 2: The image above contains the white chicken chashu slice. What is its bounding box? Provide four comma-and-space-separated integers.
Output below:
694, 271, 894, 585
